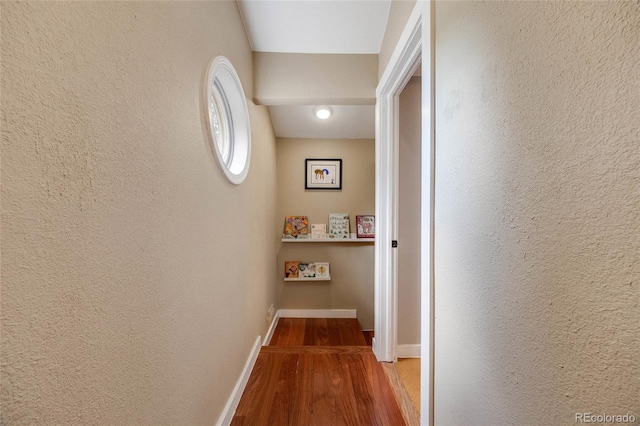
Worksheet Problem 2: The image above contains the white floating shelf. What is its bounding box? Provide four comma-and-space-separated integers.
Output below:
284, 276, 332, 282
282, 234, 374, 243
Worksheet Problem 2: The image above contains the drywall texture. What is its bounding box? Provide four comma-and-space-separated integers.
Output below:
253, 52, 377, 105
434, 2, 639, 425
398, 76, 421, 346
276, 138, 375, 329
379, 0, 417, 79
1, 2, 277, 425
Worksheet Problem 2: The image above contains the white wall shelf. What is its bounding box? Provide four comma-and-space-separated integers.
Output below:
284, 276, 331, 282
282, 237, 374, 243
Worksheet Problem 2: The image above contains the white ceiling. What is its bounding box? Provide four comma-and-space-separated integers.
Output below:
238, 0, 391, 54
238, 0, 390, 139
269, 105, 375, 139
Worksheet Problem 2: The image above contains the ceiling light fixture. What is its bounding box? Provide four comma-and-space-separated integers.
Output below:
314, 106, 332, 120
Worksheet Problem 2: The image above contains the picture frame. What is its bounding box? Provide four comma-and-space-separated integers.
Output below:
305, 159, 342, 190
356, 215, 375, 238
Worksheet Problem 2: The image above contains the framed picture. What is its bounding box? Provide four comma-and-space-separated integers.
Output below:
356, 215, 375, 238
305, 159, 342, 190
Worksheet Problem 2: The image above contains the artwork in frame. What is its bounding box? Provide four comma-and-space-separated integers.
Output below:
356, 215, 375, 238
305, 159, 342, 190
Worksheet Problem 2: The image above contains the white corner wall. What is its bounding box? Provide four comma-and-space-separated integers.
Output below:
434, 2, 639, 424
1, 2, 277, 424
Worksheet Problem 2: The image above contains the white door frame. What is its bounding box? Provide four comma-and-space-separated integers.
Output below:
374, 1, 434, 424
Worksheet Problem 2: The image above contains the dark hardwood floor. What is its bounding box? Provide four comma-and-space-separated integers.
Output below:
269, 318, 368, 347
231, 318, 407, 425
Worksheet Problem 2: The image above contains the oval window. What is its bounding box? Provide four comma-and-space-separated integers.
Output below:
204, 56, 251, 184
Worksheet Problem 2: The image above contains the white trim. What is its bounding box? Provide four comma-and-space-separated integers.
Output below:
204, 56, 251, 185
375, 1, 435, 425
396, 344, 421, 358
374, 1, 423, 364
421, 3, 436, 425
216, 335, 262, 426
283, 277, 331, 282
278, 309, 357, 319
263, 310, 281, 346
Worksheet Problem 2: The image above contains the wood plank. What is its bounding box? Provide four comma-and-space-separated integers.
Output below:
261, 346, 373, 355
337, 318, 368, 346
271, 318, 368, 347
381, 362, 421, 426
269, 317, 306, 346
362, 330, 374, 346
303, 318, 330, 346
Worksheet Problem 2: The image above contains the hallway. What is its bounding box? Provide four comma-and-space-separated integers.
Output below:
231, 318, 415, 425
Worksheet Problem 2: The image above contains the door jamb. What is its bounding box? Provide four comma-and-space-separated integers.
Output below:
374, 2, 435, 425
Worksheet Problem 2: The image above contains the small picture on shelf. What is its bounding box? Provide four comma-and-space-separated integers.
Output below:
328, 213, 350, 239
356, 215, 375, 238
315, 262, 330, 279
285, 261, 301, 278
283, 216, 309, 239
299, 263, 316, 278
311, 224, 327, 239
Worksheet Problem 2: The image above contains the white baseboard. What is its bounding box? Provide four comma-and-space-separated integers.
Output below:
278, 309, 357, 319
216, 335, 262, 426
397, 344, 421, 358
263, 310, 281, 346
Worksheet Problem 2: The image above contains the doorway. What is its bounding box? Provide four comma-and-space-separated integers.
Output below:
373, 2, 434, 425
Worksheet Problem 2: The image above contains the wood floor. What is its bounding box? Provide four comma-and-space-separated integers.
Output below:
231, 318, 408, 425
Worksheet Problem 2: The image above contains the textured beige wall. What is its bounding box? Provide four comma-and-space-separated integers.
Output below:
379, 0, 417, 79
1, 2, 277, 425
398, 76, 421, 346
434, 1, 640, 424
276, 138, 375, 329
254, 52, 377, 105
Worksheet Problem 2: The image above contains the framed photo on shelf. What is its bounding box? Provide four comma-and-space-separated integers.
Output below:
305, 159, 342, 190
356, 215, 375, 238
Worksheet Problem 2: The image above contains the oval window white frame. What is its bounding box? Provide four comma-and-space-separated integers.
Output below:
204, 56, 251, 184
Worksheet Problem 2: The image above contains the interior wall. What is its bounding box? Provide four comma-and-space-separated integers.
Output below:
398, 76, 421, 347
434, 1, 640, 424
253, 52, 377, 105
276, 138, 375, 329
1, 2, 277, 425
378, 0, 417, 79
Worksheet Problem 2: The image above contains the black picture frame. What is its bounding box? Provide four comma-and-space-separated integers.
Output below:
305, 159, 342, 190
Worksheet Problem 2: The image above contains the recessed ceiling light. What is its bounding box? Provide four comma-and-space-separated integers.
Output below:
314, 106, 332, 120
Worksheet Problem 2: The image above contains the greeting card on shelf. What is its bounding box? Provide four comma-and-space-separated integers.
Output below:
311, 224, 327, 239
285, 261, 301, 278
328, 213, 350, 239
315, 262, 330, 279
283, 216, 309, 239
299, 263, 316, 278
356, 215, 375, 238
